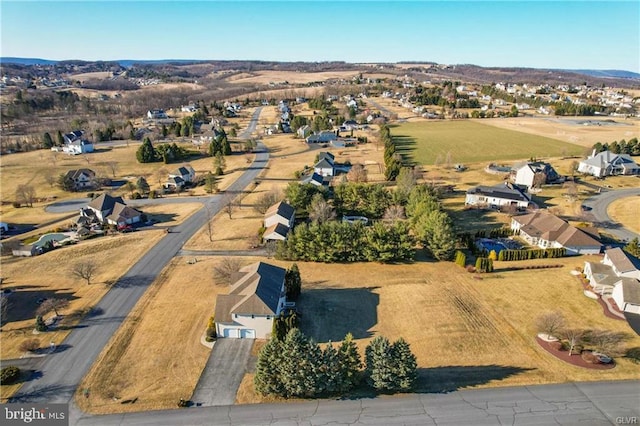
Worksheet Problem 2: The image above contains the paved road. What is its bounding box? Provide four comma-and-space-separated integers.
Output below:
582, 187, 640, 242
190, 339, 254, 406
9, 107, 265, 405
71, 380, 640, 425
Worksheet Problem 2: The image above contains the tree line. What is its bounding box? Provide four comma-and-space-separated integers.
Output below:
591, 138, 639, 156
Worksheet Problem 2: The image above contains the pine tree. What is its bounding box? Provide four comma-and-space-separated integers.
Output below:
285, 263, 302, 299
35, 315, 47, 332
136, 137, 157, 163
280, 329, 321, 397
391, 338, 417, 391
56, 130, 64, 146
42, 132, 54, 149
365, 336, 395, 391
320, 342, 342, 394
136, 176, 150, 195
254, 338, 284, 396
204, 172, 217, 194
338, 332, 362, 391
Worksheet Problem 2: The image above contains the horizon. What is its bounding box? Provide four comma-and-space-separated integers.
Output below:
1, 1, 639, 72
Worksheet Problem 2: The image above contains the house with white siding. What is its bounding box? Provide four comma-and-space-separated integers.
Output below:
578, 150, 640, 177
465, 183, 532, 210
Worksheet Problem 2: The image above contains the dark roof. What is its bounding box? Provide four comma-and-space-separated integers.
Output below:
306, 132, 337, 143
87, 193, 125, 213
107, 204, 141, 222
264, 223, 290, 240
318, 151, 335, 162
65, 168, 95, 180
265, 201, 295, 220
314, 158, 335, 170
467, 183, 531, 202
301, 172, 324, 186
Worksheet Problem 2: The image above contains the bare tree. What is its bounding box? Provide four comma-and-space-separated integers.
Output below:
156, 167, 169, 187
204, 205, 214, 243
383, 204, 406, 222
213, 257, 243, 285
19, 338, 41, 353
36, 298, 70, 318
82, 154, 91, 165
264, 240, 277, 258
253, 188, 283, 215
15, 184, 37, 207
71, 262, 98, 285
224, 196, 235, 219
532, 172, 547, 189
105, 161, 119, 178
308, 193, 336, 224
536, 311, 566, 339
445, 151, 453, 169
584, 329, 631, 356
346, 163, 368, 183
563, 181, 578, 202
43, 169, 57, 188
560, 328, 585, 355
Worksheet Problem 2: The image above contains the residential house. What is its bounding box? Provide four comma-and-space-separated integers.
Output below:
169, 165, 196, 184
165, 176, 185, 190
602, 247, 640, 280
300, 172, 325, 187
61, 130, 94, 155
147, 109, 168, 119
64, 169, 96, 191
82, 193, 141, 226
340, 120, 359, 131
263, 223, 290, 242
465, 183, 533, 210
511, 211, 602, 255
306, 131, 337, 144
297, 125, 311, 139
612, 279, 640, 314
513, 162, 562, 189
181, 104, 198, 113
264, 201, 295, 229
578, 150, 640, 177
314, 151, 336, 177
584, 248, 640, 312
214, 262, 287, 339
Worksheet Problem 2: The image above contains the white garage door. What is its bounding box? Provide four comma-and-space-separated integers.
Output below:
625, 304, 640, 315
241, 329, 256, 339
224, 328, 240, 338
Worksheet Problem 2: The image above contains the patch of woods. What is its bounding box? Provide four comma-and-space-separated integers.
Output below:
273, 178, 457, 263
254, 329, 418, 398
536, 311, 639, 364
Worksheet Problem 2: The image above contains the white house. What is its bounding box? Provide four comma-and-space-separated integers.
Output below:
306, 131, 337, 144
465, 183, 532, 210
61, 130, 94, 155
147, 109, 168, 119
602, 247, 640, 280
300, 172, 324, 187
578, 150, 640, 177
612, 279, 640, 314
584, 248, 640, 295
168, 165, 196, 184
214, 262, 287, 339
263, 223, 290, 242
313, 152, 336, 177
181, 104, 198, 113
264, 201, 295, 229
511, 211, 602, 255
513, 162, 561, 189
82, 193, 141, 226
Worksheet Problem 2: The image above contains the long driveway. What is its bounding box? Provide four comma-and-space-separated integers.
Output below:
10, 107, 265, 404
71, 380, 640, 425
582, 187, 640, 241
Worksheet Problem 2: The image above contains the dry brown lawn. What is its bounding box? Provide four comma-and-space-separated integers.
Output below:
365, 97, 416, 119
227, 70, 360, 85
608, 196, 640, 234
76, 256, 257, 414
480, 116, 640, 148
0, 230, 165, 362
67, 72, 113, 82
236, 256, 640, 403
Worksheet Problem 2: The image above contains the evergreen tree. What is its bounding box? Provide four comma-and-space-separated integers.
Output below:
204, 171, 217, 194
221, 135, 232, 155
42, 132, 54, 149
35, 315, 47, 332
624, 237, 640, 258
280, 329, 322, 397
391, 338, 417, 391
214, 152, 226, 175
338, 333, 362, 391
415, 210, 456, 260
254, 337, 284, 395
320, 342, 342, 394
365, 336, 395, 391
56, 130, 64, 146
136, 176, 150, 195
136, 137, 157, 163
285, 263, 302, 299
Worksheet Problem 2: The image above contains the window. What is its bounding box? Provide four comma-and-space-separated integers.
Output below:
251, 315, 254, 319
266, 316, 271, 320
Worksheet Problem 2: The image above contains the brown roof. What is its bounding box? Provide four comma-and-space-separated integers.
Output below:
265, 201, 295, 221
88, 193, 125, 213
606, 248, 640, 273
586, 262, 621, 287
263, 223, 289, 239
107, 203, 140, 222
515, 211, 601, 248
620, 278, 640, 305
214, 294, 245, 324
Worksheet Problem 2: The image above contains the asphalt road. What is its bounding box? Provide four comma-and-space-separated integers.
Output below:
9, 107, 265, 405
582, 187, 640, 242
71, 380, 640, 425
190, 339, 254, 406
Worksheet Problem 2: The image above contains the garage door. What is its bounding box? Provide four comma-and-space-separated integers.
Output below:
241, 329, 256, 339
224, 328, 240, 338
625, 304, 640, 315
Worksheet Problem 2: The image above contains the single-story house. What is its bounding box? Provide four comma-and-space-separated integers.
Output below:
578, 150, 640, 177
465, 183, 532, 210
306, 131, 338, 144
512, 162, 562, 189
612, 279, 640, 314
82, 193, 141, 225
263, 223, 290, 242
147, 109, 168, 119
215, 262, 287, 339
265, 201, 295, 229
64, 169, 96, 191
602, 247, 640, 280
511, 211, 602, 255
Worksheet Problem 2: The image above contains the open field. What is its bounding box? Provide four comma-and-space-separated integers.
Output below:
0, 230, 165, 361
67, 71, 113, 82
480, 116, 640, 148
237, 257, 640, 403
226, 70, 361, 85
391, 120, 585, 166
608, 196, 640, 234
75, 257, 235, 414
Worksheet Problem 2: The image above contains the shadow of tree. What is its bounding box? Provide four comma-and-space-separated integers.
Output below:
1, 286, 80, 324
416, 365, 535, 393
391, 135, 417, 166
299, 287, 379, 342
9, 384, 76, 403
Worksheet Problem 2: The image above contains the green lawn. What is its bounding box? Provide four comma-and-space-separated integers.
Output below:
391, 120, 583, 165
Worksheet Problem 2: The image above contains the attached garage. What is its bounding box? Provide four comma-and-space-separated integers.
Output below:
612, 279, 640, 314
223, 328, 240, 338
241, 329, 255, 339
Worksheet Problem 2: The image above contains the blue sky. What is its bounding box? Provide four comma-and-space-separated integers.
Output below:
1, 1, 638, 71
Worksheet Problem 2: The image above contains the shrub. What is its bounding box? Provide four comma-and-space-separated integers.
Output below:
86, 192, 94, 199
19, 339, 41, 353
177, 398, 189, 408
0, 366, 20, 385
131, 192, 142, 200
625, 347, 640, 363
35, 315, 47, 332
149, 190, 157, 199
12, 202, 21, 208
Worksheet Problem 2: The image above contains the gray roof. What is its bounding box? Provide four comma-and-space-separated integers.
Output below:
314, 158, 335, 170
581, 151, 639, 168
263, 223, 290, 240
65, 168, 95, 180
265, 201, 295, 220
621, 278, 640, 305
88, 193, 125, 214
467, 183, 531, 202
301, 172, 324, 186
605, 248, 640, 273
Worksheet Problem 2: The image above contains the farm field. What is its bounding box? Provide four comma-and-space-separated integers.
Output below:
76, 256, 245, 414
608, 196, 640, 234
0, 230, 165, 363
391, 120, 584, 165
236, 257, 640, 403
480, 116, 640, 148
225, 70, 362, 85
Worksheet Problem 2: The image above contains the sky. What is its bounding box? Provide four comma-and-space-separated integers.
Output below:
1, 1, 639, 72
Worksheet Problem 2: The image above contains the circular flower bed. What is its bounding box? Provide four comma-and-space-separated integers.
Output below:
536, 337, 615, 370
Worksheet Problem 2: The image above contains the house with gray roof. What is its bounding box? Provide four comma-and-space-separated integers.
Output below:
64, 169, 96, 191
265, 201, 295, 229
513, 161, 562, 189
214, 262, 287, 338
263, 223, 290, 242
82, 193, 141, 226
306, 131, 337, 144
465, 183, 533, 210
300, 172, 325, 187
612, 279, 640, 314
577, 150, 640, 177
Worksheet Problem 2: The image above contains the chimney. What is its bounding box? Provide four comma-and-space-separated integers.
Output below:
591, 149, 597, 158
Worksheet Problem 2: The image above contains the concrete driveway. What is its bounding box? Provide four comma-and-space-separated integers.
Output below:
190, 339, 254, 406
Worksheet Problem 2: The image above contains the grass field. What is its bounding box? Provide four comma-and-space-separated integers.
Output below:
391, 120, 584, 166
0, 230, 165, 363
236, 257, 640, 403
608, 196, 640, 234
76, 256, 258, 414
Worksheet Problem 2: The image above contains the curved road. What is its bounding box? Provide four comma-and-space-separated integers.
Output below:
72, 380, 640, 425
582, 187, 640, 242
10, 107, 265, 405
